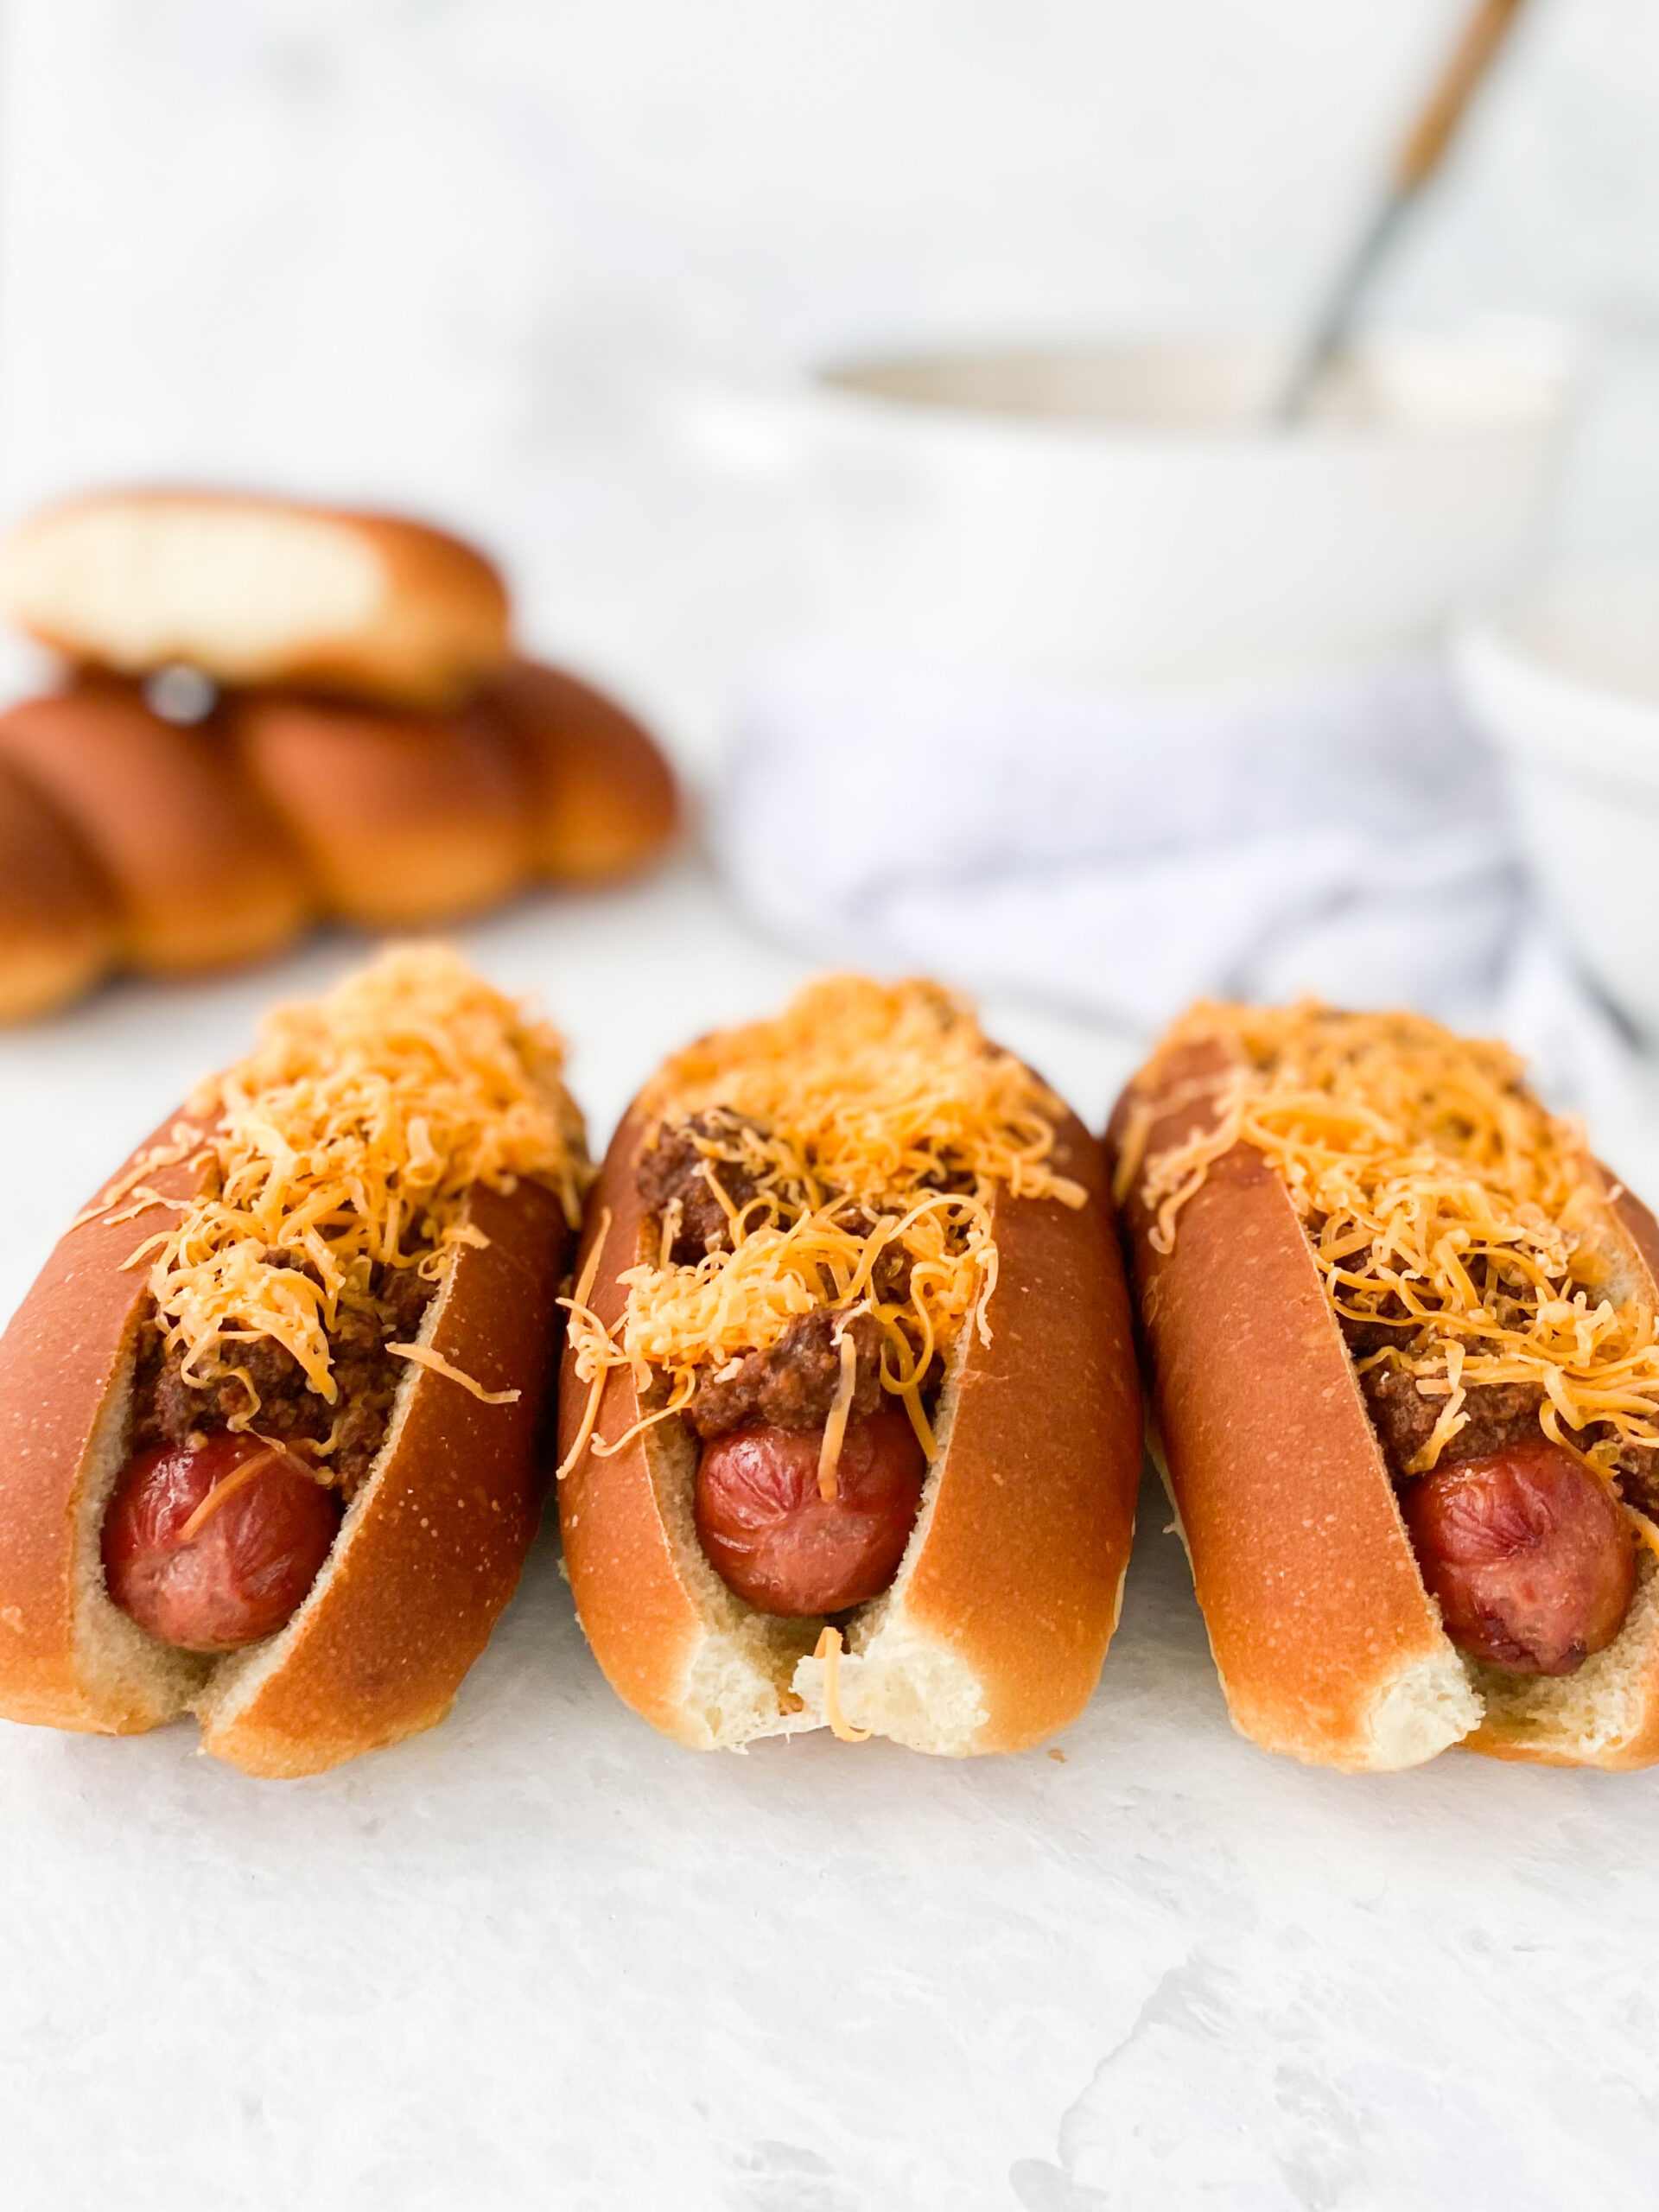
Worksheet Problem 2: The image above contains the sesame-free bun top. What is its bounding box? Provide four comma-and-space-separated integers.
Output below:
0, 490, 512, 709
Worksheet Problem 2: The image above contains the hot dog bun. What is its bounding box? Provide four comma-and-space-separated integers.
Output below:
0, 760, 121, 1020
0, 677, 314, 972
558, 1092, 1141, 1755
0, 1144, 568, 1771
479, 660, 679, 884
232, 690, 531, 926
0, 1122, 217, 1732
0, 949, 585, 1776
0, 490, 511, 709
1109, 1026, 1659, 1772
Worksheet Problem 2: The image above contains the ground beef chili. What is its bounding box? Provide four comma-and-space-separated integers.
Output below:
635, 1111, 769, 1265
635, 1124, 926, 1441
130, 1256, 438, 1497
1356, 1359, 1545, 1474
688, 1308, 887, 1440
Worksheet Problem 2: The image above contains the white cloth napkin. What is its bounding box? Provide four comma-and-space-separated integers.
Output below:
715, 645, 1638, 1121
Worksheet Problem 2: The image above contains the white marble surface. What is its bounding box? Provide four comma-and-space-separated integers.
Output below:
1, 868, 1657, 2212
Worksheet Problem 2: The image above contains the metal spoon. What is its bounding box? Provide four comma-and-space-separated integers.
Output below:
1274, 0, 1534, 423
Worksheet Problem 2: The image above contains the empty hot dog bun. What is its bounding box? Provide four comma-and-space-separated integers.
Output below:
479, 659, 678, 884
0, 947, 588, 1776
0, 760, 121, 1020
0, 677, 314, 972
232, 690, 531, 926
1108, 1002, 1659, 1773
0, 490, 511, 709
556, 976, 1141, 1754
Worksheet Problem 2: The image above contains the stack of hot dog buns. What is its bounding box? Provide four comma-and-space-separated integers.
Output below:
556, 977, 1144, 1753
1109, 1001, 1659, 1773
0, 490, 678, 1022
0, 944, 588, 1776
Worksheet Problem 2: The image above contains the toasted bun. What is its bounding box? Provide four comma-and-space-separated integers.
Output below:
0, 760, 121, 1020
479, 660, 679, 885
557, 1096, 1141, 1755
0, 1135, 569, 1774
0, 678, 314, 972
0, 491, 511, 709
1109, 1039, 1659, 1772
232, 691, 531, 926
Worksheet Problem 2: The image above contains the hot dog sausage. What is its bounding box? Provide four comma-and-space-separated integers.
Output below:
695, 1408, 927, 1617
102, 1432, 342, 1653
1401, 1441, 1636, 1675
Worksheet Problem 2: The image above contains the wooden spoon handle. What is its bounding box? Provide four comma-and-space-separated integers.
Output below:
1393, 0, 1530, 194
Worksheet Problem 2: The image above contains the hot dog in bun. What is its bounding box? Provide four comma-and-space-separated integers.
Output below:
1109, 1001, 1659, 1772
556, 976, 1142, 1753
0, 946, 588, 1776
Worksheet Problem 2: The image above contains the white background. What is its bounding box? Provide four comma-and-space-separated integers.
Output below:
3, 0, 1658, 749
3, 7, 1659, 2209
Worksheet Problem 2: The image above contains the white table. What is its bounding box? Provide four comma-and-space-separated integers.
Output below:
2, 858, 1655, 2212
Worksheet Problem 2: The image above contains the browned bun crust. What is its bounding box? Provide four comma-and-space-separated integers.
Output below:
1109, 1040, 1659, 1771
197, 1179, 569, 1777
0, 1134, 570, 1772
0, 1122, 211, 1732
479, 660, 679, 885
1110, 1046, 1468, 1770
0, 490, 511, 709
876, 1103, 1141, 1747
0, 759, 121, 1020
0, 678, 315, 973
556, 1109, 713, 1742
232, 691, 532, 926
558, 1090, 1141, 1755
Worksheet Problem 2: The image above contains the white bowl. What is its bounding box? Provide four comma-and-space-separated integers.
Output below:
1457, 566, 1659, 1039
692, 331, 1574, 686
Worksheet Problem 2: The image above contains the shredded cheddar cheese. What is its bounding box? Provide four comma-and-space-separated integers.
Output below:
1132, 1001, 1659, 1476
176, 1441, 289, 1542
813, 1624, 871, 1743
384, 1342, 523, 1405
817, 1327, 860, 1503
87, 946, 588, 1444
559, 977, 1084, 1475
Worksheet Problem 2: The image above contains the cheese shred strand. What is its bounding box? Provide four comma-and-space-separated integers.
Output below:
817, 1327, 859, 1503
814, 1625, 871, 1743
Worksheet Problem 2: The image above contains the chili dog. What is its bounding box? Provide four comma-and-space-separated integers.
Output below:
556, 976, 1142, 1753
0, 946, 588, 1776
1108, 1002, 1659, 1772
